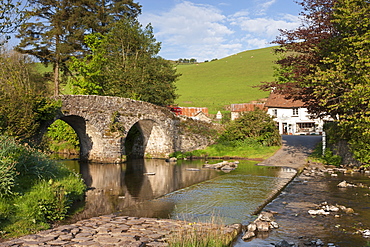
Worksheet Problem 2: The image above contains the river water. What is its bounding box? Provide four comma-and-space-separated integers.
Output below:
60, 158, 370, 246
61, 158, 296, 226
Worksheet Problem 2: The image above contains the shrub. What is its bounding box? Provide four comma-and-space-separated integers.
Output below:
0, 135, 85, 238
0, 48, 60, 141
324, 121, 369, 166
218, 108, 281, 147
43, 119, 80, 154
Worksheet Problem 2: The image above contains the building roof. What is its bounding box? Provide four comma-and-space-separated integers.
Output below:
231, 103, 266, 112
265, 93, 304, 108
180, 107, 209, 117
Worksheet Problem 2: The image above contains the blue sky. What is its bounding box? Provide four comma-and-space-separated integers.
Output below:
138, 0, 302, 61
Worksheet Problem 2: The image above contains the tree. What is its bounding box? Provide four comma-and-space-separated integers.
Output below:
0, 0, 28, 45
15, 0, 141, 95
0, 48, 60, 141
261, 0, 337, 118
69, 18, 179, 106
262, 0, 370, 164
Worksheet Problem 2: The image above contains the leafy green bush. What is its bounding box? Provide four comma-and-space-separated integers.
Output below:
324, 121, 369, 166
0, 135, 85, 238
309, 142, 342, 167
43, 119, 80, 154
0, 51, 60, 141
322, 149, 342, 167
170, 109, 281, 159
218, 108, 281, 147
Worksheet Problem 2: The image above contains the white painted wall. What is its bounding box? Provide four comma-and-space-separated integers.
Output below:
267, 107, 327, 135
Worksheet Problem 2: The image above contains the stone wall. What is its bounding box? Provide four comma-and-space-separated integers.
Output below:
331, 140, 362, 167
177, 116, 220, 152
43, 95, 218, 163
50, 95, 180, 162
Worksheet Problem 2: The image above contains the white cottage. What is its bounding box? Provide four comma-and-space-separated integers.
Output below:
265, 93, 328, 135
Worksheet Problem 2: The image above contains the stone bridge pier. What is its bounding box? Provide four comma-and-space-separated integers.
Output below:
47, 95, 181, 163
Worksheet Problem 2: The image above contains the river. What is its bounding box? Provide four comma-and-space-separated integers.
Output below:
59, 155, 370, 246
60, 158, 296, 227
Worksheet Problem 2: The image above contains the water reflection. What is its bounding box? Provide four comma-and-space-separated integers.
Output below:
61, 158, 295, 226
67, 159, 222, 221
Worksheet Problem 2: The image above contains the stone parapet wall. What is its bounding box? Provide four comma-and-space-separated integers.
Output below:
44, 95, 217, 162
177, 116, 220, 152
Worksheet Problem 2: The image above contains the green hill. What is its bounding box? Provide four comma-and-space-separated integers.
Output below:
175, 46, 278, 114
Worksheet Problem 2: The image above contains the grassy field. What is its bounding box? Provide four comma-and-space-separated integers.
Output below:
33, 46, 278, 115
174, 46, 277, 114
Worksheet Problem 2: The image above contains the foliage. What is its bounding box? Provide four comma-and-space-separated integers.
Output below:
325, 121, 370, 166
310, 142, 342, 166
0, 49, 60, 141
16, 0, 141, 95
261, 0, 370, 165
218, 108, 281, 147
171, 109, 280, 159
43, 120, 80, 154
179, 118, 219, 140
176, 47, 274, 114
68, 33, 107, 95
0, 0, 28, 45
0, 135, 85, 238
260, 0, 337, 117
69, 18, 180, 106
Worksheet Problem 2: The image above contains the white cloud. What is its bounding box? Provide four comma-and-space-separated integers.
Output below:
140, 1, 237, 61
231, 14, 300, 39
241, 35, 270, 49
258, 0, 277, 13
231, 10, 250, 18
141, 1, 232, 44
139, 0, 301, 61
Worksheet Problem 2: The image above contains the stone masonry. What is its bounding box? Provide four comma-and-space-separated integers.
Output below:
0, 215, 242, 246
41, 95, 215, 163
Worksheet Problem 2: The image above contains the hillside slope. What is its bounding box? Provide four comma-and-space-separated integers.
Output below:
175, 46, 278, 114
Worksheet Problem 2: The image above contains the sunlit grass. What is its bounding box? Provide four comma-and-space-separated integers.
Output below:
167, 216, 239, 247
171, 141, 280, 160
175, 47, 277, 114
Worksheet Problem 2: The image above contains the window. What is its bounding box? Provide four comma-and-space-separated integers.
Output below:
298, 123, 315, 129
297, 122, 315, 132
272, 109, 277, 117
292, 108, 299, 116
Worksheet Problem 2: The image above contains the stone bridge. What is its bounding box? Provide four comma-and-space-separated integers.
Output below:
44, 95, 212, 163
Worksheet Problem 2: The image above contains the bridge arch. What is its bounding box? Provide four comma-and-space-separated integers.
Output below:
125, 119, 172, 159
48, 95, 181, 163
57, 115, 92, 161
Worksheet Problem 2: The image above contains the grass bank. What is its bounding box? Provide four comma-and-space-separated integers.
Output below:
0, 135, 86, 239
175, 47, 276, 114
171, 141, 280, 160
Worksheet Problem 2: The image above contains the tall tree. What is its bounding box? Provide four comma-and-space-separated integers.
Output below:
69, 18, 179, 106
262, 0, 370, 163
261, 0, 337, 118
262, 0, 369, 120
0, 0, 28, 44
15, 0, 141, 95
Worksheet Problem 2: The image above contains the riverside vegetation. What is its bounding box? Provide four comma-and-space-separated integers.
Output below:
0, 135, 86, 239
171, 108, 281, 160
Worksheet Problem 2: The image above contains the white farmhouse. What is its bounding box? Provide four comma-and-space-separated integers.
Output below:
265, 93, 329, 135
